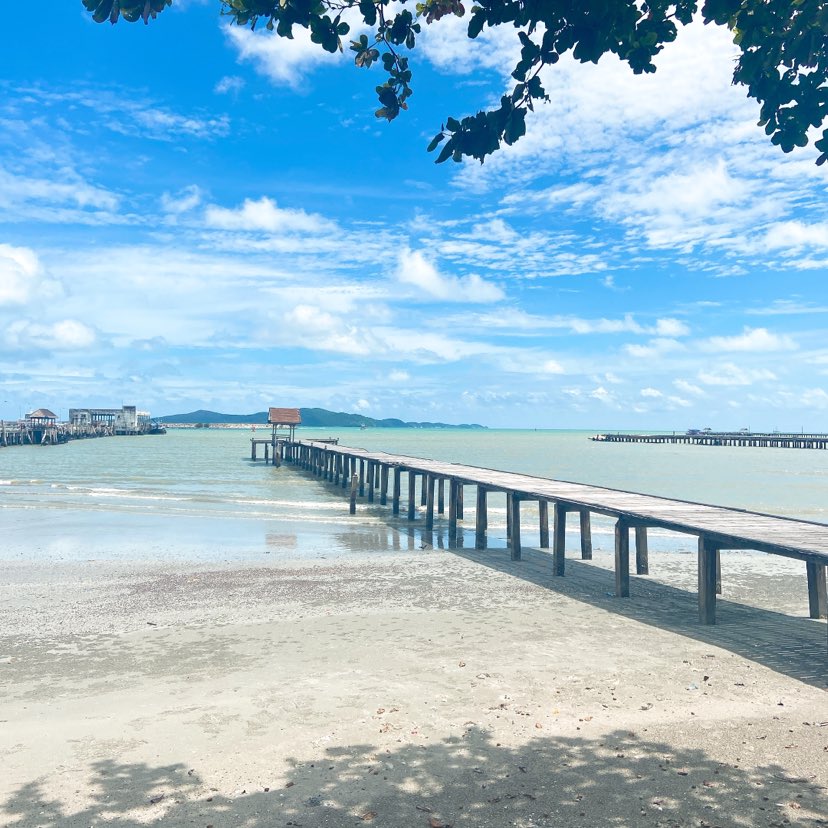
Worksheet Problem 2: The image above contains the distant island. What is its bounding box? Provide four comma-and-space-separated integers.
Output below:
158, 408, 486, 430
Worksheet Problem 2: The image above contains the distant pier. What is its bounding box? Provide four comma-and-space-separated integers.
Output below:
590, 430, 828, 449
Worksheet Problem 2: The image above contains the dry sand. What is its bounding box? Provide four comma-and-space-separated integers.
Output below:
1, 545, 826, 827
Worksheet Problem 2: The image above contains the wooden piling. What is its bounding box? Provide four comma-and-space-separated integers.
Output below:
367, 462, 375, 503
448, 479, 459, 544
806, 561, 827, 619
380, 465, 388, 506
635, 526, 649, 575
457, 485, 464, 520
349, 473, 358, 515
407, 470, 416, 521
425, 475, 435, 531
475, 486, 488, 549
251, 441, 257, 461
538, 500, 549, 548
615, 519, 630, 597
553, 503, 566, 576
579, 510, 593, 560
437, 479, 445, 514
509, 493, 521, 560
698, 536, 718, 624
392, 467, 401, 515
359, 460, 365, 497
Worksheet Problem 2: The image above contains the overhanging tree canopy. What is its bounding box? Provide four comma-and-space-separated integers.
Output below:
83, 0, 828, 165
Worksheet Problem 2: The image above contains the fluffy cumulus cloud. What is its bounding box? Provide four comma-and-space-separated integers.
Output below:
697, 362, 776, 387
396, 249, 504, 303
701, 327, 797, 353
205, 197, 337, 235
161, 185, 203, 215
4, 318, 96, 350
0, 244, 62, 305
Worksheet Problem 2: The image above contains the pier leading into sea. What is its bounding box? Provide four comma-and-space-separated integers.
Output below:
251, 437, 828, 641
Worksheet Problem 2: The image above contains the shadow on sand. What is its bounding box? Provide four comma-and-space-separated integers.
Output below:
4, 727, 825, 827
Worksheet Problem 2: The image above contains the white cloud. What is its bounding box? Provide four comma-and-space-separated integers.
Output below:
697, 362, 776, 386
624, 338, 684, 358
673, 379, 705, 397
396, 249, 504, 303
0, 167, 118, 213
0, 244, 43, 305
161, 185, 202, 215
354, 398, 370, 411
389, 370, 410, 382
640, 388, 662, 398
4, 318, 96, 350
589, 386, 615, 405
762, 221, 828, 252
205, 197, 336, 234
215, 75, 245, 95
224, 19, 356, 88
701, 326, 797, 353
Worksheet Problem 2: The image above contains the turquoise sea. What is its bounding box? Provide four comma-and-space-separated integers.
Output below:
2, 428, 828, 564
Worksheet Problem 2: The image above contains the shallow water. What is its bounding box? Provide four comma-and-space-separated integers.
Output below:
2, 428, 827, 563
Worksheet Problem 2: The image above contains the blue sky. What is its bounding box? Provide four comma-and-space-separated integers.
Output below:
1, 2, 827, 429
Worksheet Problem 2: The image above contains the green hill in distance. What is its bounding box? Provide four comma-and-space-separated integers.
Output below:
158, 408, 486, 429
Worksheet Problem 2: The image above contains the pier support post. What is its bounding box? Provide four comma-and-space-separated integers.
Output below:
538, 501, 549, 549
806, 561, 827, 619
421, 477, 428, 507
264, 443, 269, 463
392, 468, 401, 515
425, 475, 435, 531
614, 519, 630, 597
367, 462, 375, 503
380, 465, 388, 506
437, 479, 445, 514
553, 503, 567, 576
407, 471, 416, 521
359, 460, 365, 497
274, 444, 282, 467
580, 510, 593, 560
509, 493, 522, 561
457, 485, 464, 520
475, 486, 488, 549
251, 441, 256, 461
349, 474, 358, 515
448, 479, 458, 546
698, 536, 718, 624
635, 526, 649, 575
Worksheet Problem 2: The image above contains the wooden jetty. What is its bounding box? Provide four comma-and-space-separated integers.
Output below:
592, 430, 828, 449
253, 439, 828, 633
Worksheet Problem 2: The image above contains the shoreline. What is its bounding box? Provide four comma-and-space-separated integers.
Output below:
1, 547, 825, 826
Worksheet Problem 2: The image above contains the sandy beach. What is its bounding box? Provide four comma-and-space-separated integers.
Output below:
1, 545, 826, 827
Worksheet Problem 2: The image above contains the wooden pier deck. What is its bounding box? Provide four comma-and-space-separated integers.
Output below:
260, 440, 828, 636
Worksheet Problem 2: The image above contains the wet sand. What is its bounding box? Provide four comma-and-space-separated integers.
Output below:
1, 546, 826, 827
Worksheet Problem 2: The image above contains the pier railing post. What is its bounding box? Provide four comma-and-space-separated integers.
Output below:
614, 519, 630, 597
698, 536, 718, 624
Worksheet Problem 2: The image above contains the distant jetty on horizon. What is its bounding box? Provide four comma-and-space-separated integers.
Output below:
591, 429, 828, 449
